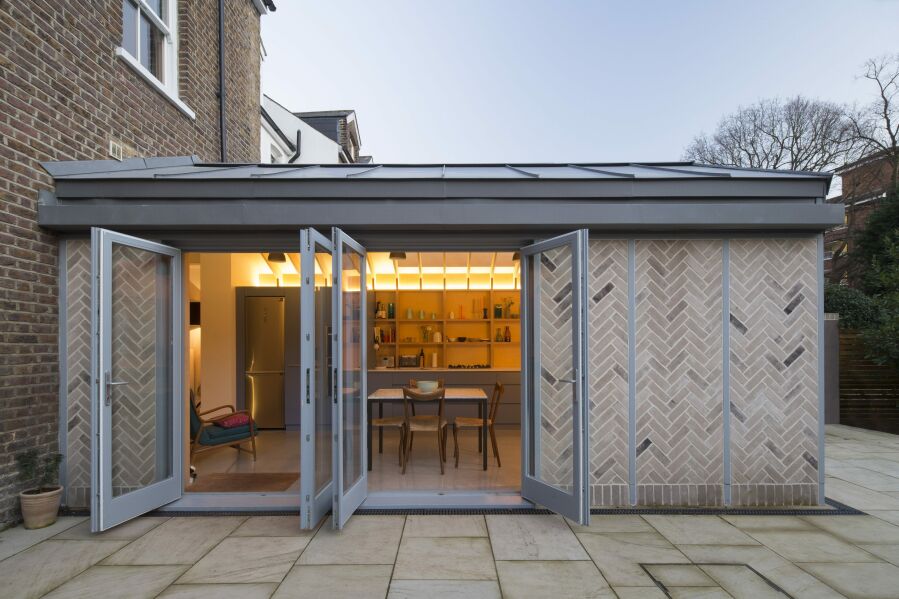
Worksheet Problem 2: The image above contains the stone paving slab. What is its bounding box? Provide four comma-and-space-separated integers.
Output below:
0, 425, 898, 596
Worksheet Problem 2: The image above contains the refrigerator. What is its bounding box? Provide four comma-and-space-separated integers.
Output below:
244, 296, 285, 429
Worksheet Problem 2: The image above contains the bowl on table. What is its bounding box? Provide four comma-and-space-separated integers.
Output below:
416, 380, 439, 393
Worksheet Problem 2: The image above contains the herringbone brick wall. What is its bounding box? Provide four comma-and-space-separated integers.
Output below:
537, 246, 576, 489
64, 241, 92, 508
635, 240, 724, 506
587, 240, 629, 506
58, 236, 821, 509
63, 241, 172, 506
109, 246, 164, 496
729, 238, 819, 505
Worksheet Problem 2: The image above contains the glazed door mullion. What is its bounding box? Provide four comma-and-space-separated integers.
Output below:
91, 227, 182, 532
299, 228, 334, 529
520, 229, 590, 525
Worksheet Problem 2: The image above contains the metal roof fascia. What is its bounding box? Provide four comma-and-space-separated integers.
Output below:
48, 176, 830, 200
37, 199, 845, 231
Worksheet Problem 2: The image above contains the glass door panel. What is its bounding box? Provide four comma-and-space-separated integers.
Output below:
332, 228, 367, 529
91, 228, 182, 532
300, 228, 334, 529
520, 230, 590, 525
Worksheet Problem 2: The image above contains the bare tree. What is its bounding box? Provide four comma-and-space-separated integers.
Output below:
683, 96, 859, 172
848, 54, 899, 193
826, 56, 899, 285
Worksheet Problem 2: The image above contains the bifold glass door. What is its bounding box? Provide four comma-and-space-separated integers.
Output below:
299, 229, 335, 529
90, 228, 182, 532
299, 227, 368, 529
520, 230, 590, 525
331, 228, 368, 529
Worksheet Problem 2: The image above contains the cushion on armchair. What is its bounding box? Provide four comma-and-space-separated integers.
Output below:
216, 413, 251, 428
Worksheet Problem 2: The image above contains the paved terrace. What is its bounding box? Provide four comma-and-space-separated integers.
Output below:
2, 425, 899, 598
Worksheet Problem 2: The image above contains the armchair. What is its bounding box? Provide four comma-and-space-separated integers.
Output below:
189, 391, 257, 462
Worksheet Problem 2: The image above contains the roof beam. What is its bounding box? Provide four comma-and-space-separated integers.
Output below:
567, 164, 636, 178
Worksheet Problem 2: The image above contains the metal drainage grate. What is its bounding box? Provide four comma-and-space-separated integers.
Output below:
61, 497, 863, 519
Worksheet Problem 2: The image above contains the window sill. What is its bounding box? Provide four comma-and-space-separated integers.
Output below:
115, 48, 196, 120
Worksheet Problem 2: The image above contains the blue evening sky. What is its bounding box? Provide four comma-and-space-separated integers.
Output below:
261, 1, 899, 163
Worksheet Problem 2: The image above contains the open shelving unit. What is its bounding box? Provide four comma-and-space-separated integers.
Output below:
370, 288, 521, 370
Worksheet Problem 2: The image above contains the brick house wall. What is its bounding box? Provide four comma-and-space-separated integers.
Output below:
0, 0, 263, 526
824, 154, 897, 283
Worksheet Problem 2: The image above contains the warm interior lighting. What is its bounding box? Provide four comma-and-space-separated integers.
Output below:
364, 251, 522, 290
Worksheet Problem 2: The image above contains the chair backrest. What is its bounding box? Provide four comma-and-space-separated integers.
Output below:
408, 378, 445, 389
188, 389, 201, 437
488, 382, 504, 421
401, 386, 445, 423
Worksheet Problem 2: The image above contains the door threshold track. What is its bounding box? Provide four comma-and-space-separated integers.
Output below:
157, 491, 301, 512
359, 491, 532, 511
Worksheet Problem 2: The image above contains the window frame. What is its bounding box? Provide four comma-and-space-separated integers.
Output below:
116, 0, 195, 119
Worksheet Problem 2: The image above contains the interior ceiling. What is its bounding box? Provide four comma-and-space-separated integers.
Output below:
371, 252, 519, 277
189, 251, 520, 288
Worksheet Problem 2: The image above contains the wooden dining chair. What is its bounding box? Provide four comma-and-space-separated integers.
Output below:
453, 382, 504, 468
405, 378, 444, 449
401, 386, 448, 475
371, 414, 406, 466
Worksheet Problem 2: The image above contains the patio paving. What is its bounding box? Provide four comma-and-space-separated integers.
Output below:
2, 425, 899, 598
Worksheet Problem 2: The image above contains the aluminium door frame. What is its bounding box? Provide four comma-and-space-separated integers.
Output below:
331, 227, 368, 529
519, 229, 590, 525
300, 227, 334, 529
90, 227, 183, 532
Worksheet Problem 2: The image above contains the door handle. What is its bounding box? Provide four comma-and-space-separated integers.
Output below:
104, 374, 129, 406
333, 368, 338, 404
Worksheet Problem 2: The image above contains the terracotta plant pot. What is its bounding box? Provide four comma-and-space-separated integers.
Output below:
19, 486, 62, 529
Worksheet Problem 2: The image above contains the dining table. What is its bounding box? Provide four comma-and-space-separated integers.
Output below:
367, 387, 490, 471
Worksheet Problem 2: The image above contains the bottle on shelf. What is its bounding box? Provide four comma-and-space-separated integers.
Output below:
418, 348, 425, 368
504, 325, 512, 342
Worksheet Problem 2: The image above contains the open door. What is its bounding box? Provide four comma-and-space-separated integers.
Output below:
90, 228, 182, 532
520, 230, 590, 525
299, 228, 334, 529
331, 228, 368, 529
